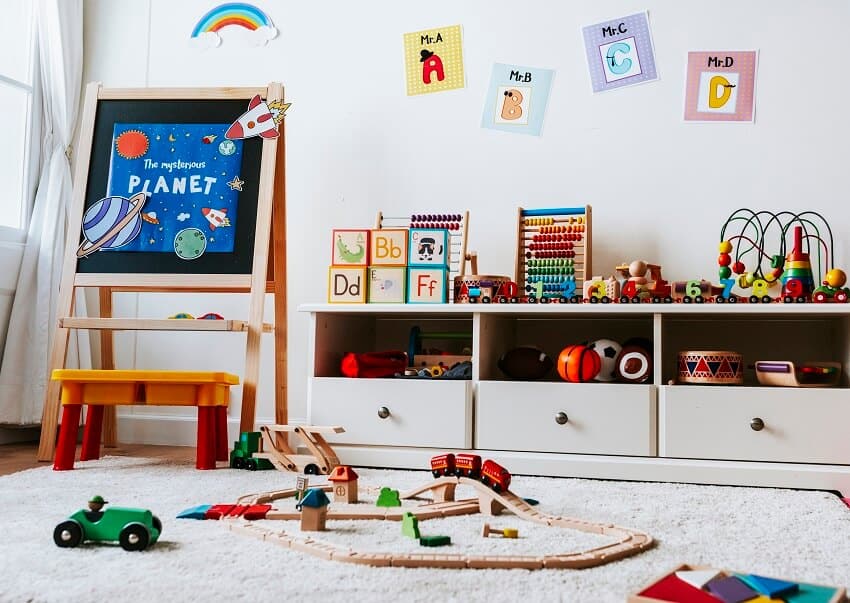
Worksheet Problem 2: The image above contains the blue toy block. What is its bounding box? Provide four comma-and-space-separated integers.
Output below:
177, 504, 212, 519
745, 574, 799, 598
408, 229, 449, 267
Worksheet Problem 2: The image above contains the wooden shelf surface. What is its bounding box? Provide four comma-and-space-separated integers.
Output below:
60, 317, 274, 332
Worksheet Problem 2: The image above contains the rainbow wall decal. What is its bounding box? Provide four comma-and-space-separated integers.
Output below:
190, 3, 277, 46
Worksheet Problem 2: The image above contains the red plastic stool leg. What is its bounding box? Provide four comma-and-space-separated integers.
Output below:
196, 406, 216, 470
215, 406, 229, 462
80, 405, 104, 461
54, 404, 82, 470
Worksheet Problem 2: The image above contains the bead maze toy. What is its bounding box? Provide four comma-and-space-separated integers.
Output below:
214, 453, 654, 570
514, 206, 592, 301
718, 208, 848, 303
754, 360, 842, 387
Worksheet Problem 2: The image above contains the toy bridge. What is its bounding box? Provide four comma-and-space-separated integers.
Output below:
255, 425, 343, 475
228, 475, 655, 570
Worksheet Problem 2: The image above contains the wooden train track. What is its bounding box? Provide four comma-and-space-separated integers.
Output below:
228, 476, 655, 569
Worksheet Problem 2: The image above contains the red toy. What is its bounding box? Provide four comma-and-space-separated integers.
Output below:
557, 345, 601, 382
454, 453, 482, 478
481, 459, 511, 492
428, 453, 509, 492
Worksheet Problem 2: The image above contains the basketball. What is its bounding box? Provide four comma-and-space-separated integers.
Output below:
557, 344, 601, 382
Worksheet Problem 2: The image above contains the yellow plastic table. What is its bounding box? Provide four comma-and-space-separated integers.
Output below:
52, 369, 239, 470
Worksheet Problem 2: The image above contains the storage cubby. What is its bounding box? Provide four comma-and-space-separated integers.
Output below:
303, 304, 850, 496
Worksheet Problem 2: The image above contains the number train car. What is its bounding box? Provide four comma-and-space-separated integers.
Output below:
429, 453, 511, 492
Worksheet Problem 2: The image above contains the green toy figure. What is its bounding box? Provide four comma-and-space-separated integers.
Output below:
85, 495, 108, 522
376, 487, 401, 507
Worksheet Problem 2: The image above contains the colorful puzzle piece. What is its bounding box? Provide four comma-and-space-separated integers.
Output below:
376, 487, 401, 507
176, 504, 212, 519
401, 512, 420, 539
706, 576, 760, 603
676, 569, 723, 590
638, 574, 728, 603
745, 575, 799, 598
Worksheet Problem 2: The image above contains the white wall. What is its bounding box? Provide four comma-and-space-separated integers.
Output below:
82, 0, 850, 442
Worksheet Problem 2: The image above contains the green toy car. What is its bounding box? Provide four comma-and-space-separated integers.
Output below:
54, 496, 162, 551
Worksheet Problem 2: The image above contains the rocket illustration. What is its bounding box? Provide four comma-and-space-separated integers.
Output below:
225, 95, 290, 140
201, 207, 231, 231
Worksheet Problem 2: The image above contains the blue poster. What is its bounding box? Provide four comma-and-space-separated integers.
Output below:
105, 123, 244, 253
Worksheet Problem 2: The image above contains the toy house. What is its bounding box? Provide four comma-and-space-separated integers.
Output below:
327, 465, 359, 503
297, 488, 331, 531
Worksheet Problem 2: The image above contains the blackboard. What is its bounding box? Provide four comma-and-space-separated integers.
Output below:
76, 98, 264, 274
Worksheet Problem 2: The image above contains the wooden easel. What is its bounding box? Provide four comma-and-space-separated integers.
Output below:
37, 83, 288, 461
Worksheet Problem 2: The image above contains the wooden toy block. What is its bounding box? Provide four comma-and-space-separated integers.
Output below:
328, 267, 367, 304
331, 229, 369, 266
676, 569, 723, 590
408, 228, 449, 267
401, 512, 420, 539
482, 523, 517, 538
418, 535, 452, 547
367, 266, 406, 303
406, 266, 449, 303
706, 576, 760, 603
369, 228, 408, 266
739, 574, 799, 598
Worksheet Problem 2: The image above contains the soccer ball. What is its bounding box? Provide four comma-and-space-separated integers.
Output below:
586, 338, 622, 382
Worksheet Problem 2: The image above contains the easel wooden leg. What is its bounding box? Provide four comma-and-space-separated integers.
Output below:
99, 287, 117, 448
38, 304, 75, 462
273, 121, 288, 449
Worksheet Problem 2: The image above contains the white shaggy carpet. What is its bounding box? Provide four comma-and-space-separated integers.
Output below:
3, 456, 850, 603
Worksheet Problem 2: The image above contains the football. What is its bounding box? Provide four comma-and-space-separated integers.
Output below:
586, 338, 622, 382
497, 346, 554, 380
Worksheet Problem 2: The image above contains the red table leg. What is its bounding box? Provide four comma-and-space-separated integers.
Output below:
197, 406, 216, 470
215, 406, 229, 462
80, 405, 104, 461
54, 404, 82, 471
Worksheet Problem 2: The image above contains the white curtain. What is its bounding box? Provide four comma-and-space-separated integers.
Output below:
0, 0, 83, 424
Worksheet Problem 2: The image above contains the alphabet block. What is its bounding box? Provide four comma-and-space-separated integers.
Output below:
328, 267, 367, 304
368, 267, 406, 303
407, 267, 448, 303
331, 229, 369, 266
370, 229, 408, 266
408, 229, 449, 267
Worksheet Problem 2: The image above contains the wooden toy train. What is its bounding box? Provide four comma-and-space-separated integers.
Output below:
430, 453, 511, 492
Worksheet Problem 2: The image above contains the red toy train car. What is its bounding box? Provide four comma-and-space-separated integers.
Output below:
429, 453, 511, 492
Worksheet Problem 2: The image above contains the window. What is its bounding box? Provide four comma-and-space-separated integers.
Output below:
0, 1, 36, 231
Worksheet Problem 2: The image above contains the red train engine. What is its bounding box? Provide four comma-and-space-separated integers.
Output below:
428, 454, 510, 492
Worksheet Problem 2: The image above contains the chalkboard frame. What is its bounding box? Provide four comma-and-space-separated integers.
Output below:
76, 96, 265, 275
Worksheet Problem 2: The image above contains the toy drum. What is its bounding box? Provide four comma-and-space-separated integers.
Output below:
678, 350, 743, 385
453, 275, 516, 303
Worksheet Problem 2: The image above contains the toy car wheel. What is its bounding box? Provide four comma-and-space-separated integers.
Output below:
813, 291, 827, 302
683, 296, 692, 304
715, 296, 725, 304
509, 297, 519, 304
620, 296, 629, 304
480, 475, 490, 487
836, 291, 848, 303
570, 296, 581, 304
664, 296, 673, 304
783, 296, 793, 303
728, 296, 737, 303
601, 296, 610, 304
482, 296, 491, 304
796, 296, 807, 304
631, 297, 641, 304
498, 297, 509, 303
119, 523, 150, 551
246, 458, 258, 471
695, 296, 705, 304
232, 457, 246, 469
304, 463, 320, 475
749, 295, 759, 304
761, 295, 772, 304
153, 516, 163, 536
54, 520, 83, 548
491, 483, 502, 493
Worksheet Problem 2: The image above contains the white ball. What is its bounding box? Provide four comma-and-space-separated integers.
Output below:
586, 338, 622, 382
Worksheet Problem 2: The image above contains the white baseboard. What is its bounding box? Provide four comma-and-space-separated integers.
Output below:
0, 426, 39, 445
115, 414, 308, 447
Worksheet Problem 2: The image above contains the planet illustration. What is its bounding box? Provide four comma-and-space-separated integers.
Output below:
77, 192, 148, 258
218, 139, 236, 156
174, 227, 207, 260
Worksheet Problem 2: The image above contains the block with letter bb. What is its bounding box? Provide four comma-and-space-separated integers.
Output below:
331, 229, 369, 266
368, 266, 406, 303
328, 267, 367, 303
370, 229, 408, 266
408, 229, 449, 267
407, 267, 448, 303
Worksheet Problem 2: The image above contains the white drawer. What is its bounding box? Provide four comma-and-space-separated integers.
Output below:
475, 381, 656, 456
659, 385, 850, 464
310, 378, 472, 448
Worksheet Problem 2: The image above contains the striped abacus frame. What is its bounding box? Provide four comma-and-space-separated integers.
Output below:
514, 206, 592, 300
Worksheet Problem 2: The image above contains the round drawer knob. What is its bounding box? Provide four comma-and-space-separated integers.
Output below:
377, 406, 391, 419
750, 417, 765, 431
555, 412, 569, 425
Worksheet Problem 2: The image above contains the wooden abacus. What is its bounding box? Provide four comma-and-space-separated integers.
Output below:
375, 210, 469, 299
514, 206, 592, 300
